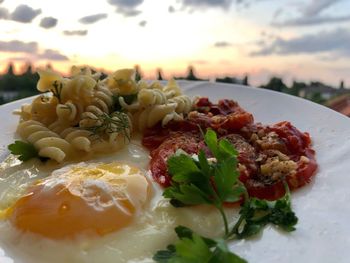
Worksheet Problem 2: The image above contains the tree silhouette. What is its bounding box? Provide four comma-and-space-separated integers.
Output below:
289, 81, 306, 96
134, 65, 142, 82
0, 62, 39, 104
6, 63, 15, 76
157, 68, 163, 80
242, 75, 249, 86
186, 66, 198, 81
260, 77, 287, 92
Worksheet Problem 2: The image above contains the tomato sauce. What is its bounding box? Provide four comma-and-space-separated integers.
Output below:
142, 97, 317, 201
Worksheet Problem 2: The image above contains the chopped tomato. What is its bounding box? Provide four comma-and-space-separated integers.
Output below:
143, 121, 199, 151
143, 98, 318, 201
270, 121, 311, 155
149, 133, 200, 187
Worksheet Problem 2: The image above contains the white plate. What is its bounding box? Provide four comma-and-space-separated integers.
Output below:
1, 81, 350, 263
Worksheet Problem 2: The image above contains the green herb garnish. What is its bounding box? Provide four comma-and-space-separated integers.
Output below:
8, 140, 39, 161
51, 80, 63, 103
154, 129, 298, 262
153, 226, 246, 263
84, 111, 131, 141
164, 129, 244, 235
230, 183, 298, 239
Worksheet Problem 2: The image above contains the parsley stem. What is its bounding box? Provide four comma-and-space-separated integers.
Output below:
208, 183, 229, 237
217, 205, 229, 237
226, 185, 249, 240
282, 180, 291, 206
226, 213, 244, 240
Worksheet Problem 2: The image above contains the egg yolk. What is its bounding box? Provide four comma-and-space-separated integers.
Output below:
6, 163, 150, 239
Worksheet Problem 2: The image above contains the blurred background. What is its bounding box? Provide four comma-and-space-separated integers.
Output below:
0, 0, 349, 116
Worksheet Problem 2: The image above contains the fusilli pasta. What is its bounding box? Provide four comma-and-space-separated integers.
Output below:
13, 66, 194, 163
61, 75, 96, 104
17, 120, 72, 163
79, 84, 114, 128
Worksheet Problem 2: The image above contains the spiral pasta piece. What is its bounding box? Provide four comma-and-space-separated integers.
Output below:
37, 70, 65, 92
134, 103, 177, 131
56, 101, 84, 125
17, 120, 72, 163
107, 69, 138, 95
163, 79, 182, 99
48, 120, 71, 134
30, 96, 58, 126
119, 88, 168, 112
92, 86, 114, 113
60, 127, 93, 152
61, 75, 96, 104
79, 85, 114, 128
169, 95, 192, 114
138, 89, 167, 107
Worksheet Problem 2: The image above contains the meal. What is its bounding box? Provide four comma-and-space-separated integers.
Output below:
0, 66, 317, 263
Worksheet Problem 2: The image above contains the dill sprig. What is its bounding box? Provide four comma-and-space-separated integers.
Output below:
52, 80, 63, 103
84, 111, 131, 141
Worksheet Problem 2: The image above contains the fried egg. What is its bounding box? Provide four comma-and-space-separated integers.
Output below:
0, 139, 238, 263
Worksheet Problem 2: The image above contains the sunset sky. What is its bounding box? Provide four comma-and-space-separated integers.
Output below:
0, 0, 349, 86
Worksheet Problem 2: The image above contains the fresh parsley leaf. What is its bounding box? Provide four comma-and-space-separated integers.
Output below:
164, 184, 211, 205
204, 129, 219, 158
267, 198, 298, 232
209, 239, 247, 263
197, 150, 211, 178
153, 226, 246, 263
175, 226, 217, 248
218, 139, 238, 160
175, 233, 212, 262
232, 194, 298, 239
214, 157, 239, 202
168, 154, 201, 183
165, 129, 242, 235
204, 129, 238, 161
8, 140, 39, 161
158, 129, 300, 263
153, 245, 176, 263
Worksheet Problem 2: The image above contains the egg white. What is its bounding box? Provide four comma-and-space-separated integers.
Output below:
0, 138, 240, 263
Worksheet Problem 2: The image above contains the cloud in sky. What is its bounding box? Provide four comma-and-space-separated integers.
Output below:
63, 30, 88, 36
40, 17, 58, 29
272, 15, 350, 27
302, 0, 341, 16
139, 20, 146, 27
10, 4, 41, 23
0, 40, 69, 61
0, 7, 9, 19
214, 41, 232, 48
79, 13, 108, 24
0, 40, 38, 53
38, 49, 69, 61
272, 0, 347, 27
168, 6, 175, 13
107, 0, 143, 16
251, 28, 350, 57
180, 0, 233, 9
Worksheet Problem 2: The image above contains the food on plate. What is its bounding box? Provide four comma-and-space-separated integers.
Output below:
152, 130, 298, 262
143, 98, 317, 200
4, 162, 150, 239
13, 67, 191, 163
1, 66, 317, 262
